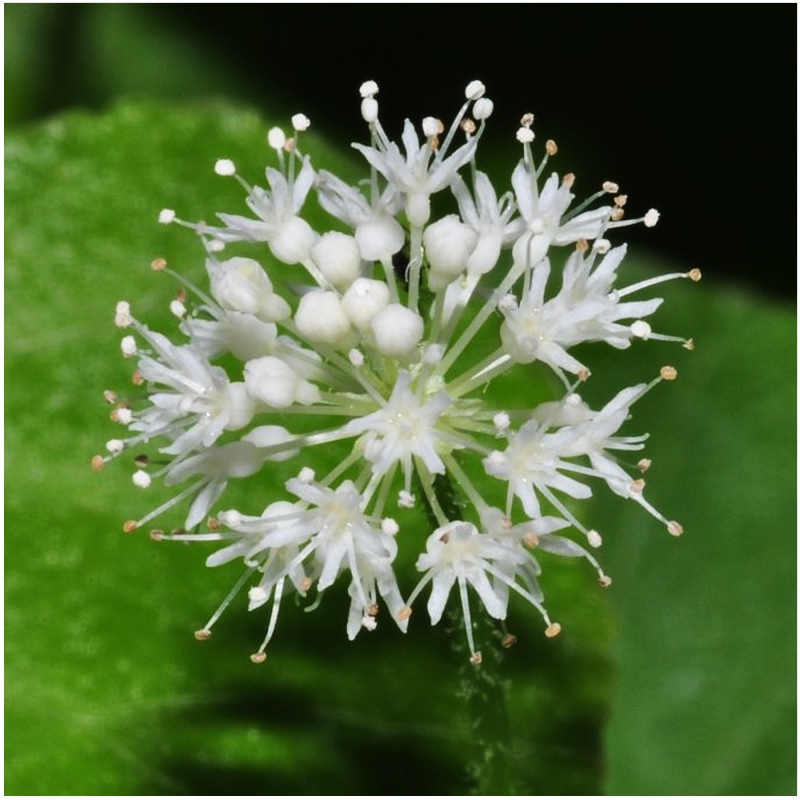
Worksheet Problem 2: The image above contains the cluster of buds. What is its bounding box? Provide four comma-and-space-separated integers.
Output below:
96, 80, 698, 663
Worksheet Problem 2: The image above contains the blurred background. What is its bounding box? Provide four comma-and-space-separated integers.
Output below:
6, 4, 796, 796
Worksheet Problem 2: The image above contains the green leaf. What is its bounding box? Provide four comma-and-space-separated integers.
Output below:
6, 100, 612, 795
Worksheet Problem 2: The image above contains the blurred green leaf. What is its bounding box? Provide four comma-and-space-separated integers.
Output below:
6, 101, 613, 795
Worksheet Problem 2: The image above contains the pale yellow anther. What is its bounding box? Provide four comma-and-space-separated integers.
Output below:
545, 623, 562, 638
132, 370, 144, 386
520, 112, 534, 127
630, 478, 646, 494
614, 194, 628, 208
545, 139, 558, 156
688, 268, 702, 282
250, 652, 267, 664
610, 207, 625, 221
602, 181, 620, 193
397, 606, 412, 621
194, 629, 212, 641
103, 390, 118, 404
300, 577, 313, 593
501, 633, 518, 649
598, 575, 613, 588
367, 603, 379, 617
660, 365, 678, 381
683, 338, 696, 351
149, 530, 164, 541
207, 517, 220, 532
575, 238, 589, 252
461, 118, 477, 134
667, 521, 684, 537
562, 172, 576, 188
638, 458, 652, 472
523, 532, 539, 548
123, 520, 138, 534
91, 455, 105, 472
469, 651, 483, 665
577, 368, 591, 382
151, 257, 167, 271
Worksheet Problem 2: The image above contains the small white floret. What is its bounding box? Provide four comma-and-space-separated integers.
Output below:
214, 159, 236, 176
382, 518, 399, 536
295, 290, 353, 345
170, 299, 187, 318
310, 231, 362, 289
587, 530, 603, 548
158, 208, 175, 224
493, 412, 510, 432
644, 208, 660, 228
342, 278, 390, 331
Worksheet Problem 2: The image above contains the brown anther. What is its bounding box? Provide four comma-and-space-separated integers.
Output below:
613, 194, 628, 208
469, 651, 483, 666
545, 622, 562, 638
461, 118, 476, 134
397, 606, 412, 621
562, 172, 575, 188
283, 138, 296, 153
123, 520, 138, 534
523, 532, 539, 548
688, 268, 702, 282
637, 458, 652, 473
103, 390, 118, 404
545, 139, 558, 156
610, 207, 625, 221
91, 455, 105, 472
176, 287, 187, 303
207, 517, 221, 532
629, 478, 646, 494
428, 135, 441, 152
150, 258, 167, 271
575, 238, 589, 252
683, 338, 695, 351
133, 454, 149, 468
194, 629, 212, 641
660, 365, 678, 381
149, 529, 164, 541
667, 521, 684, 537
439, 532, 450, 544
131, 370, 144, 386
367, 603, 379, 617
602, 181, 620, 194
577, 368, 591, 382
300, 576, 313, 593
501, 516, 513, 530
170, 527, 186, 536
250, 652, 267, 664
520, 112, 534, 127
501, 633, 518, 649
598, 575, 613, 588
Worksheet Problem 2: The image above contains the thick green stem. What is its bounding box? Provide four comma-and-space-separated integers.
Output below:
416, 471, 516, 795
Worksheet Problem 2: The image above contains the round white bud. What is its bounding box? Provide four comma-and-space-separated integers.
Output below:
267, 216, 318, 265
354, 212, 405, 260
473, 98, 494, 120
342, 278, 391, 331
370, 304, 424, 358
294, 290, 354, 346
208, 256, 290, 321
465, 80, 486, 100
291, 113, 311, 131
158, 208, 176, 224
267, 127, 286, 150
120, 335, 137, 358
170, 299, 186, 318
423, 214, 478, 290
244, 356, 320, 408
631, 320, 652, 339
310, 231, 362, 289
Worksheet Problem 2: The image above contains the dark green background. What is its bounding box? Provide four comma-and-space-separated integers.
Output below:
5, 5, 796, 795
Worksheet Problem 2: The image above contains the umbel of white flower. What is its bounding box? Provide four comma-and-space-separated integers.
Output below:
96, 81, 699, 665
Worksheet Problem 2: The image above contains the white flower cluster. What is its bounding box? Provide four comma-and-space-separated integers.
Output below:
96, 81, 699, 664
